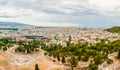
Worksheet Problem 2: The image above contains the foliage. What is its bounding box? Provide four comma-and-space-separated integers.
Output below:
105, 26, 120, 33
88, 62, 98, 70
15, 39, 42, 53
35, 64, 40, 70
62, 56, 65, 64
42, 39, 120, 69
0, 37, 14, 51
1, 37, 120, 69
69, 56, 78, 70
107, 58, 113, 64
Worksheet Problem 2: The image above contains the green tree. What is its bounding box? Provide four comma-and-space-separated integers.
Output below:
78, 55, 81, 61
70, 56, 78, 70
118, 49, 120, 59
66, 41, 70, 46
35, 64, 40, 70
107, 58, 113, 64
57, 54, 60, 61
93, 54, 103, 65
62, 56, 65, 64
88, 62, 98, 70
3, 47, 7, 51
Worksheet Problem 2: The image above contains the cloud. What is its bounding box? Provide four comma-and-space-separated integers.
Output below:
0, 6, 80, 26
0, 6, 25, 17
0, 17, 80, 27
0, 0, 120, 27
25, 0, 120, 16
88, 0, 120, 16
1, 0, 120, 16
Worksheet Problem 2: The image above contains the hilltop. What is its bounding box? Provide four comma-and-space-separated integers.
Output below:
105, 26, 120, 33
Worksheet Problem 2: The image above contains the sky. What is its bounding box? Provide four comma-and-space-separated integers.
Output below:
0, 0, 120, 27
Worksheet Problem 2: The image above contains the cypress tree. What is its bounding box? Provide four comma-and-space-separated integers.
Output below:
35, 64, 40, 70
62, 56, 65, 64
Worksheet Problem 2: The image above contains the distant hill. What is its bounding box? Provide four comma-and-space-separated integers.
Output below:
105, 26, 120, 33
0, 22, 32, 27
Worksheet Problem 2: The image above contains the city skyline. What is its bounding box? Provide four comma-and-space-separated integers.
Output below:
0, 0, 120, 27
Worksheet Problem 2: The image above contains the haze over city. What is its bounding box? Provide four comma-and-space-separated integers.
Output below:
0, 0, 120, 27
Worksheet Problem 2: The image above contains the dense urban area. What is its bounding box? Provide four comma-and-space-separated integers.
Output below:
0, 24, 120, 70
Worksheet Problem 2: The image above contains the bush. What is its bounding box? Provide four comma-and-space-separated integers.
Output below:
3, 47, 7, 51
107, 58, 113, 64
88, 63, 98, 70
44, 52, 48, 55
81, 55, 89, 62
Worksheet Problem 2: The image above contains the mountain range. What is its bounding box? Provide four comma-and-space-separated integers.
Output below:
0, 21, 32, 27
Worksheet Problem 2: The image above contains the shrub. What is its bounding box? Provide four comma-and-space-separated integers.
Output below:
107, 58, 113, 64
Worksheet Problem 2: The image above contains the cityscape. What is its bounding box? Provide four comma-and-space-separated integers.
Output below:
0, 23, 119, 70
0, 0, 120, 70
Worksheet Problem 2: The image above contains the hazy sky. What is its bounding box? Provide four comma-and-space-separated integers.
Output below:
0, 0, 120, 27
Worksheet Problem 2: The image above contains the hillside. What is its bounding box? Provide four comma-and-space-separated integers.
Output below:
0, 21, 32, 27
105, 26, 120, 33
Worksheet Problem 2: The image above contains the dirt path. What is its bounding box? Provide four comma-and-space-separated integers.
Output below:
0, 66, 5, 70
3, 45, 66, 70
46, 65, 69, 70
6, 46, 41, 66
